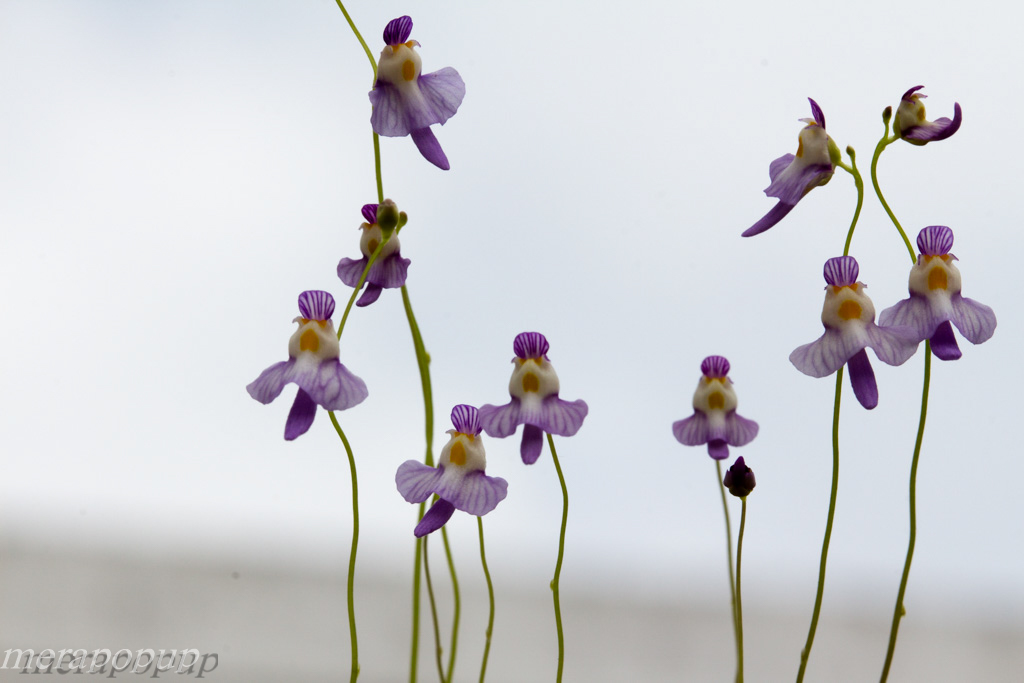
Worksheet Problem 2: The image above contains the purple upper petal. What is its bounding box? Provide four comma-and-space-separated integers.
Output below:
917, 225, 954, 256
383, 16, 413, 46
298, 290, 335, 321
701, 355, 730, 378
451, 404, 482, 435
361, 204, 379, 224
513, 331, 550, 360
808, 97, 825, 129
902, 85, 926, 101
823, 256, 859, 287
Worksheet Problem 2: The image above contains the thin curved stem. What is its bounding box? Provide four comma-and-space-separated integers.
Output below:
547, 433, 569, 683
870, 128, 916, 260
716, 460, 740, 673
796, 368, 843, 683
410, 513, 425, 683
735, 497, 748, 683
328, 411, 360, 682
441, 527, 460, 682
333, 1, 377, 81
879, 343, 932, 681
477, 517, 495, 683
422, 535, 446, 683
373, 133, 384, 203
837, 147, 865, 257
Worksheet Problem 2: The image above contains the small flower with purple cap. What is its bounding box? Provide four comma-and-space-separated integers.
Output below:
724, 456, 756, 498
369, 16, 466, 170
879, 226, 996, 361
337, 200, 411, 307
246, 290, 368, 440
673, 356, 759, 461
478, 332, 588, 465
396, 405, 509, 537
893, 86, 962, 145
790, 256, 920, 409
743, 98, 842, 237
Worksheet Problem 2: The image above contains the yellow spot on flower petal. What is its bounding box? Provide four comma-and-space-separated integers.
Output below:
402, 59, 416, 81
300, 328, 320, 352
928, 266, 948, 290
838, 300, 862, 320
708, 391, 725, 410
796, 137, 804, 158
450, 441, 466, 466
522, 372, 539, 393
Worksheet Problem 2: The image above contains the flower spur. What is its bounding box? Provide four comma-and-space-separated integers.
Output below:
673, 356, 759, 460
396, 405, 509, 537
246, 290, 368, 440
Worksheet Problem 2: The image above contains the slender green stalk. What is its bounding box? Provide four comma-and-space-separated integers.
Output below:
836, 147, 864, 257
441, 526, 461, 682
337, 237, 387, 341
879, 349, 933, 682
410, 513, 425, 683
333, 1, 377, 80
869, 126, 915, 260
546, 433, 569, 683
373, 133, 384, 203
328, 411, 361, 682
715, 460, 740, 671
735, 497, 748, 683
796, 368, 843, 682
477, 517, 495, 683
422, 535, 446, 683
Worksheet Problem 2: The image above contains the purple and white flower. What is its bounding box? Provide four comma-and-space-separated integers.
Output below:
479, 332, 588, 465
879, 226, 996, 360
893, 86, 962, 145
673, 356, 759, 461
396, 405, 509, 537
247, 290, 368, 440
369, 15, 465, 170
790, 257, 920, 409
337, 201, 411, 307
743, 98, 840, 237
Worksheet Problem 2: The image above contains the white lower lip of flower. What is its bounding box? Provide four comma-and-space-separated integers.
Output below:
691, 378, 738, 414
287, 319, 340, 361
821, 285, 875, 328
378, 44, 422, 90
909, 258, 962, 297
439, 433, 487, 472
508, 358, 560, 400
797, 125, 832, 166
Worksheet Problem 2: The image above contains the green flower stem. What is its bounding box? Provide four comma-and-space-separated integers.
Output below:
870, 128, 916, 261
715, 460, 740, 674
880, 348, 933, 683
735, 497, 748, 683
441, 526, 461, 683
328, 411, 361, 682
333, 1, 377, 81
836, 147, 865, 257
796, 368, 843, 683
546, 433, 569, 683
410, 514, 425, 683
337, 238, 387, 341
373, 133, 384, 204
477, 517, 495, 683
422, 535, 446, 683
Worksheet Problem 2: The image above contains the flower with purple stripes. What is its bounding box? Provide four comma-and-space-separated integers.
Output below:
369, 16, 465, 170
396, 405, 509, 537
743, 98, 840, 237
790, 257, 920, 409
247, 291, 368, 440
894, 86, 962, 146
879, 226, 996, 360
337, 200, 411, 307
478, 332, 588, 465
673, 356, 759, 461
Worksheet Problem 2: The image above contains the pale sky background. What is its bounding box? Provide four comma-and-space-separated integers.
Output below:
1, 0, 1021, 679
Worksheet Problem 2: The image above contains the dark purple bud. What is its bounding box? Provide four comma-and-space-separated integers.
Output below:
917, 225, 954, 256
451, 404, 482, 435
513, 332, 550, 360
383, 16, 413, 46
298, 290, 335, 321
724, 456, 756, 497
823, 256, 859, 287
700, 355, 730, 379
808, 97, 826, 129
361, 203, 379, 224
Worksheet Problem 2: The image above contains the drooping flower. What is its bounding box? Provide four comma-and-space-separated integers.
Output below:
337, 200, 411, 307
743, 98, 840, 237
247, 290, 368, 440
396, 405, 509, 537
478, 332, 588, 465
673, 356, 759, 461
893, 86, 962, 145
723, 456, 756, 498
878, 226, 996, 360
369, 15, 465, 170
790, 257, 920, 409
